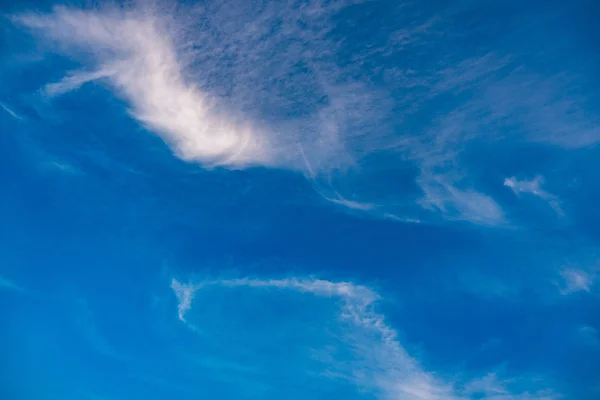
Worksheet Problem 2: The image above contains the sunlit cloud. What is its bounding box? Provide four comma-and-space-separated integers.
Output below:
14, 2, 387, 174
11, 3, 495, 224
13, 2, 597, 226
16, 6, 274, 168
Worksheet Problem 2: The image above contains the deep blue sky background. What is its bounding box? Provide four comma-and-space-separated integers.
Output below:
1, 1, 599, 399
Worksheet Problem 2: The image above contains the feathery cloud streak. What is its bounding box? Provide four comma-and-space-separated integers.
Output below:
171, 276, 559, 400
16, 6, 273, 168
504, 176, 563, 216
559, 268, 594, 295
0, 102, 23, 120
0, 275, 24, 292
14, 2, 598, 224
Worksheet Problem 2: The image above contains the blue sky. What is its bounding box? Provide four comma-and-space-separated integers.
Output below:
1, 0, 599, 399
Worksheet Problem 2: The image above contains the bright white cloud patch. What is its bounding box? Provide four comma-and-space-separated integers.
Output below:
13, 3, 501, 224
171, 276, 559, 400
14, 3, 382, 173
16, 6, 273, 168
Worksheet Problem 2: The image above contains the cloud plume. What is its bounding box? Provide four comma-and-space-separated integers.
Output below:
16, 6, 274, 168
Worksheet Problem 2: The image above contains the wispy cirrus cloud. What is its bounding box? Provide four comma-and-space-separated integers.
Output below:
13, 2, 597, 226
417, 173, 504, 225
43, 69, 115, 97
0, 102, 23, 120
9, 2, 492, 225
576, 325, 599, 348
170, 279, 197, 322
462, 372, 559, 400
171, 275, 559, 400
71, 297, 125, 361
14, 2, 386, 173
0, 275, 24, 292
558, 268, 594, 295
504, 176, 563, 216
325, 196, 376, 212
15, 6, 273, 168
401, 55, 594, 224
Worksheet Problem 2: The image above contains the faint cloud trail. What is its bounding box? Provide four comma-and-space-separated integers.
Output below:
0, 102, 23, 120
171, 276, 560, 400
504, 176, 563, 216
0, 275, 24, 292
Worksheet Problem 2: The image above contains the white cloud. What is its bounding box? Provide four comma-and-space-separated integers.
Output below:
401, 50, 596, 223
485, 72, 600, 149
16, 6, 274, 168
326, 196, 376, 211
504, 176, 563, 215
418, 174, 504, 225
0, 102, 22, 120
13, 3, 593, 226
171, 275, 559, 400
12, 3, 497, 225
170, 279, 196, 322
462, 372, 559, 400
504, 176, 544, 196
559, 268, 593, 295
400, 90, 508, 226
14, 3, 386, 173
317, 188, 377, 212
44, 69, 115, 97
424, 53, 600, 150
